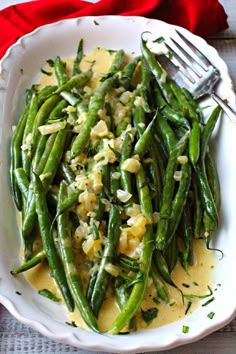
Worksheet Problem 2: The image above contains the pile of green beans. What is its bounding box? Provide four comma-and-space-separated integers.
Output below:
10, 37, 221, 334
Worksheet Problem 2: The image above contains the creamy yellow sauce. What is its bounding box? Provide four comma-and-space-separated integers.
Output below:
24, 239, 216, 331
21, 48, 217, 333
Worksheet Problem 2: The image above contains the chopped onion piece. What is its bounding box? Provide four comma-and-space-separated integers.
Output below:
174, 171, 183, 181
117, 189, 132, 203
177, 155, 188, 165
121, 158, 141, 173
38, 121, 66, 135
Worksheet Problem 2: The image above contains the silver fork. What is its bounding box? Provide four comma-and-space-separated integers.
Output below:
157, 29, 236, 123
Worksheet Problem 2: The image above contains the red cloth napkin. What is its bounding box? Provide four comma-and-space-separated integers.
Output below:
0, 0, 228, 59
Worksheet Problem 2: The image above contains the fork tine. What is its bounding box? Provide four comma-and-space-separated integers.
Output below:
175, 29, 212, 69
170, 37, 205, 75
165, 42, 198, 83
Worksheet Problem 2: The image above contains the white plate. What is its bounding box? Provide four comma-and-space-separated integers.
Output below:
0, 16, 236, 353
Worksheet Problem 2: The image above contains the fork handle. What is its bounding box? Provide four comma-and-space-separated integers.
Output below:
211, 91, 236, 125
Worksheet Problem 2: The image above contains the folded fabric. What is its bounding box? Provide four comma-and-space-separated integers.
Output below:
0, 0, 228, 59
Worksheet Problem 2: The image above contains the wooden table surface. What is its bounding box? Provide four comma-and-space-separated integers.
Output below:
0, 0, 235, 353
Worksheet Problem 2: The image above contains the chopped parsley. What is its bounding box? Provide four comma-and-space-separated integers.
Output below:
207, 311, 215, 319
202, 297, 215, 307
65, 321, 77, 327
182, 283, 190, 288
182, 325, 189, 334
16, 291, 22, 295
185, 301, 192, 315
46, 59, 55, 67
40, 68, 53, 76
141, 307, 158, 326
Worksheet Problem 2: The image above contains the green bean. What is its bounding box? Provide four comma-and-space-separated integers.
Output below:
113, 278, 136, 331
86, 270, 97, 302
14, 168, 29, 200
141, 37, 179, 109
204, 151, 221, 250
154, 112, 177, 155
192, 176, 203, 238
101, 49, 125, 81
21, 93, 38, 177
133, 113, 157, 158
39, 126, 69, 187
70, 75, 117, 158
55, 70, 92, 94
56, 189, 82, 217
108, 166, 154, 334
164, 235, 179, 273
10, 106, 29, 210
54, 56, 68, 86
155, 86, 190, 129
205, 152, 220, 209
59, 162, 76, 185
37, 85, 57, 105
166, 162, 192, 248
120, 131, 133, 196
153, 250, 178, 289
31, 94, 61, 154
32, 133, 57, 175
119, 56, 141, 89
156, 131, 189, 251
169, 80, 199, 122
48, 99, 68, 120
180, 205, 194, 271
189, 121, 201, 166
169, 81, 201, 165
133, 105, 146, 137
133, 107, 163, 210
90, 165, 121, 315
14, 166, 33, 259
139, 56, 151, 105
90, 202, 122, 317
194, 164, 218, 227
94, 163, 110, 221
11, 249, 46, 275
57, 181, 99, 332
32, 173, 74, 312
72, 39, 83, 76
146, 152, 162, 211
23, 127, 69, 239
151, 262, 169, 303
201, 105, 221, 159
194, 105, 221, 234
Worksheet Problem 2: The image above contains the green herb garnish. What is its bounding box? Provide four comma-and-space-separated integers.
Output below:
207, 311, 215, 319
65, 321, 77, 327
182, 325, 189, 334
141, 307, 158, 325
41, 68, 53, 76
185, 301, 192, 315
202, 297, 215, 307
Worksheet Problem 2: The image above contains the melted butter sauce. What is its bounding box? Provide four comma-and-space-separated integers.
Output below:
23, 48, 217, 332
24, 239, 216, 332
